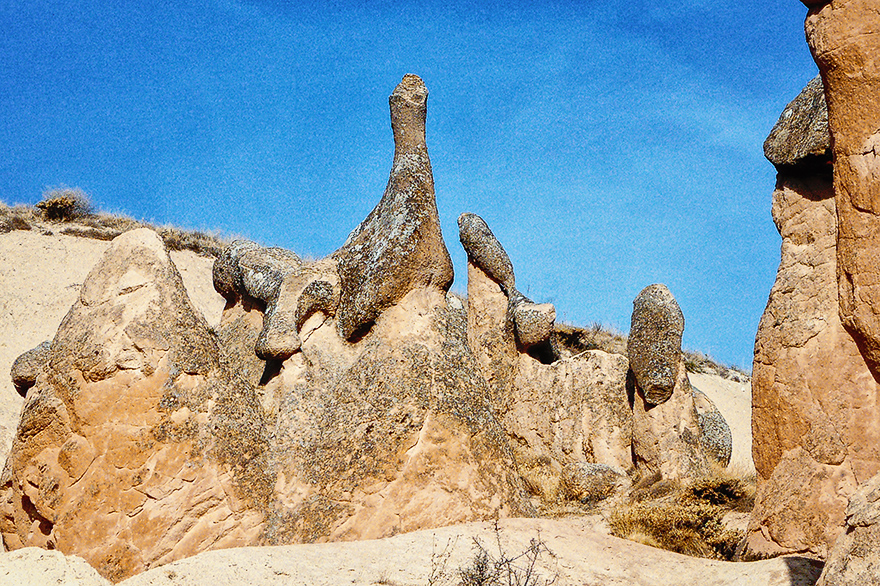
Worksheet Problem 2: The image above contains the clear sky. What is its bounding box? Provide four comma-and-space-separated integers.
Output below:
1, 1, 817, 370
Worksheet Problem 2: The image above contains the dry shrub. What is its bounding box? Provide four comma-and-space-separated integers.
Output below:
610, 466, 756, 560
36, 187, 93, 221
514, 451, 562, 506
0, 203, 37, 233
158, 226, 226, 257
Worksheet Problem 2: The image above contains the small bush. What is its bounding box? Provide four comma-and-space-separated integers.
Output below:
609, 467, 755, 560
36, 187, 92, 221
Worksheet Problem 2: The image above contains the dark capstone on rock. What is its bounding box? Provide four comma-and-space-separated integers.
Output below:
334, 74, 454, 340
628, 284, 685, 406
763, 75, 831, 170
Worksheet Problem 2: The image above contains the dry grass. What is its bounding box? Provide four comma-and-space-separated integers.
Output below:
553, 322, 750, 381
609, 465, 755, 560
1, 196, 229, 258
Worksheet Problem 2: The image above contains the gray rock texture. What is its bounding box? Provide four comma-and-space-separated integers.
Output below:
693, 387, 733, 468
561, 462, 631, 502
9, 341, 50, 397
334, 74, 453, 340
764, 75, 830, 168
628, 284, 685, 405
816, 472, 880, 585
458, 213, 516, 293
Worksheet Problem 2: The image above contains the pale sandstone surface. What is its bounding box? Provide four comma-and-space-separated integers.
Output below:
0, 230, 223, 476
0, 547, 109, 586
111, 518, 821, 586
688, 372, 753, 471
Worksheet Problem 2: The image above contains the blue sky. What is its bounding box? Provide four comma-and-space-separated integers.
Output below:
1, 1, 817, 370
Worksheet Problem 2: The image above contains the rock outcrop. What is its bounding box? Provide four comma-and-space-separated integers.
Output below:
628, 284, 710, 481
804, 0, 880, 374
334, 74, 453, 340
693, 388, 732, 469
816, 472, 880, 585
459, 212, 633, 493
0, 76, 533, 581
747, 63, 880, 558
0, 229, 264, 581
10, 341, 50, 397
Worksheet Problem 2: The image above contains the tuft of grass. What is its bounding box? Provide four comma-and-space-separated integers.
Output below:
553, 322, 750, 381
0, 202, 37, 233
609, 466, 755, 560
36, 186, 93, 221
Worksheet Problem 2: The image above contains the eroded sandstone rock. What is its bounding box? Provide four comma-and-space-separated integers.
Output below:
334, 74, 453, 340
816, 472, 880, 585
628, 285, 710, 481
0, 229, 266, 581
693, 388, 732, 468
10, 341, 50, 397
804, 1, 880, 374
747, 73, 880, 560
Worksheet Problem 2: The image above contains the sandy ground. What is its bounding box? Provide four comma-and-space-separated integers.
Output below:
2, 517, 822, 586
688, 372, 754, 471
0, 229, 225, 464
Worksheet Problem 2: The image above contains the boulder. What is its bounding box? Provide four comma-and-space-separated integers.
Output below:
816, 472, 880, 585
628, 284, 685, 405
692, 388, 732, 468
10, 341, 50, 397
747, 74, 880, 560
334, 74, 453, 340
763, 75, 830, 168
0, 547, 110, 586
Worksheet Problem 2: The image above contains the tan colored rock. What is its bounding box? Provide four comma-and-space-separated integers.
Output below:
747, 76, 880, 559
804, 1, 880, 373
0, 229, 266, 581
334, 74, 453, 340
506, 350, 632, 472
631, 359, 709, 480
10, 341, 50, 397
692, 387, 732, 468
816, 470, 880, 585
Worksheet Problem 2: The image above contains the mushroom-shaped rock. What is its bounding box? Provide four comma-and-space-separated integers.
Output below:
764, 75, 830, 169
628, 284, 685, 405
10, 341, 50, 397
334, 74, 453, 340
512, 301, 556, 349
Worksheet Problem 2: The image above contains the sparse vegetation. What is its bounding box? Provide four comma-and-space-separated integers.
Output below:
1, 196, 228, 257
36, 186, 93, 221
554, 322, 750, 381
609, 465, 756, 560
429, 523, 558, 586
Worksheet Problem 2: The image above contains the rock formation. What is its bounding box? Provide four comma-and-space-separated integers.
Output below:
0, 229, 264, 581
0, 75, 533, 581
334, 74, 453, 340
10, 341, 50, 397
693, 388, 732, 469
816, 471, 880, 585
747, 72, 880, 557
804, 0, 880, 374
459, 212, 634, 499
628, 284, 711, 481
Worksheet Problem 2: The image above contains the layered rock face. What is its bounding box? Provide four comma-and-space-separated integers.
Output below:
0, 75, 532, 581
0, 229, 265, 581
804, 0, 880, 373
747, 74, 880, 559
